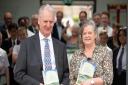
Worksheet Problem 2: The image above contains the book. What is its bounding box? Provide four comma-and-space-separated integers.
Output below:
43, 69, 59, 85
76, 61, 96, 85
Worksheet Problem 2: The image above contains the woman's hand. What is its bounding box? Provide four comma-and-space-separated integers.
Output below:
80, 78, 104, 85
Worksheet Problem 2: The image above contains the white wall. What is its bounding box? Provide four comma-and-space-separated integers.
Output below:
0, 0, 127, 25
0, 0, 40, 23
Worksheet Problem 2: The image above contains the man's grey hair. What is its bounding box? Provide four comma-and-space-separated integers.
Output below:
38, 4, 56, 17
31, 14, 38, 19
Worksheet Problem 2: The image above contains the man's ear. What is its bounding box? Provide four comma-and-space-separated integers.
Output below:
38, 20, 40, 25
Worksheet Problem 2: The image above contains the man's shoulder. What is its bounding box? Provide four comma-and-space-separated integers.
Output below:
52, 37, 65, 46
21, 34, 38, 44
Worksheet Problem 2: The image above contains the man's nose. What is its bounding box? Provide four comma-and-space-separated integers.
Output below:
46, 22, 51, 27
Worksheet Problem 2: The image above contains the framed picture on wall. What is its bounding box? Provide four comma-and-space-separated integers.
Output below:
108, 4, 127, 26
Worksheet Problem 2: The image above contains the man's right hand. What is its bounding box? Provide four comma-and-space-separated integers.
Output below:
40, 83, 43, 85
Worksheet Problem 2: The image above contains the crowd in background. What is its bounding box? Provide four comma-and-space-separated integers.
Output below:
0, 6, 127, 85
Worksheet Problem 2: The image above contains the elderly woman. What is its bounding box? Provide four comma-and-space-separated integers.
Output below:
69, 20, 113, 85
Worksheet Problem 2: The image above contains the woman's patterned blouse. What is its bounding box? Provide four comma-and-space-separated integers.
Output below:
69, 45, 113, 85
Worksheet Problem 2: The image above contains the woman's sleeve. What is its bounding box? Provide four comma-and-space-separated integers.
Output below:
69, 51, 78, 85
101, 49, 113, 85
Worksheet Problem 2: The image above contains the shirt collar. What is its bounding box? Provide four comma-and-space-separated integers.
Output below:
121, 44, 126, 49
39, 31, 52, 41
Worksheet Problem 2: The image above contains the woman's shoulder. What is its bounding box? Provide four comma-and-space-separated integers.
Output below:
0, 48, 7, 57
0, 48, 6, 54
13, 45, 20, 49
72, 49, 84, 56
95, 45, 108, 53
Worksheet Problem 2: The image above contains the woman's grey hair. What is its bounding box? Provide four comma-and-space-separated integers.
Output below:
81, 19, 96, 33
38, 4, 56, 18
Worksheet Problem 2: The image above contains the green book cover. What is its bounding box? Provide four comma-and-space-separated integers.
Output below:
76, 61, 96, 85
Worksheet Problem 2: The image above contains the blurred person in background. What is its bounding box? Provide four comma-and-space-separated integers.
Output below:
63, 24, 80, 66
18, 17, 26, 27
1, 23, 19, 85
0, 32, 10, 85
52, 11, 66, 43
28, 14, 39, 34
12, 27, 28, 64
99, 30, 113, 58
93, 12, 101, 28
18, 17, 34, 37
0, 11, 13, 41
112, 28, 126, 85
97, 11, 113, 37
79, 11, 87, 27
107, 23, 121, 51
24, 16, 30, 28
1, 23, 19, 57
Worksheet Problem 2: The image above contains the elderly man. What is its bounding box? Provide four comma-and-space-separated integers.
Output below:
14, 4, 69, 85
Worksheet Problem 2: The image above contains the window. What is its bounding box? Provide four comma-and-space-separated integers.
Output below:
40, 0, 95, 26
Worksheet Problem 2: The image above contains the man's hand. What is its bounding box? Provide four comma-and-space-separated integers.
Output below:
40, 83, 43, 85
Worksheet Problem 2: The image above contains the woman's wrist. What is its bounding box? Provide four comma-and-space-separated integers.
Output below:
90, 79, 95, 85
